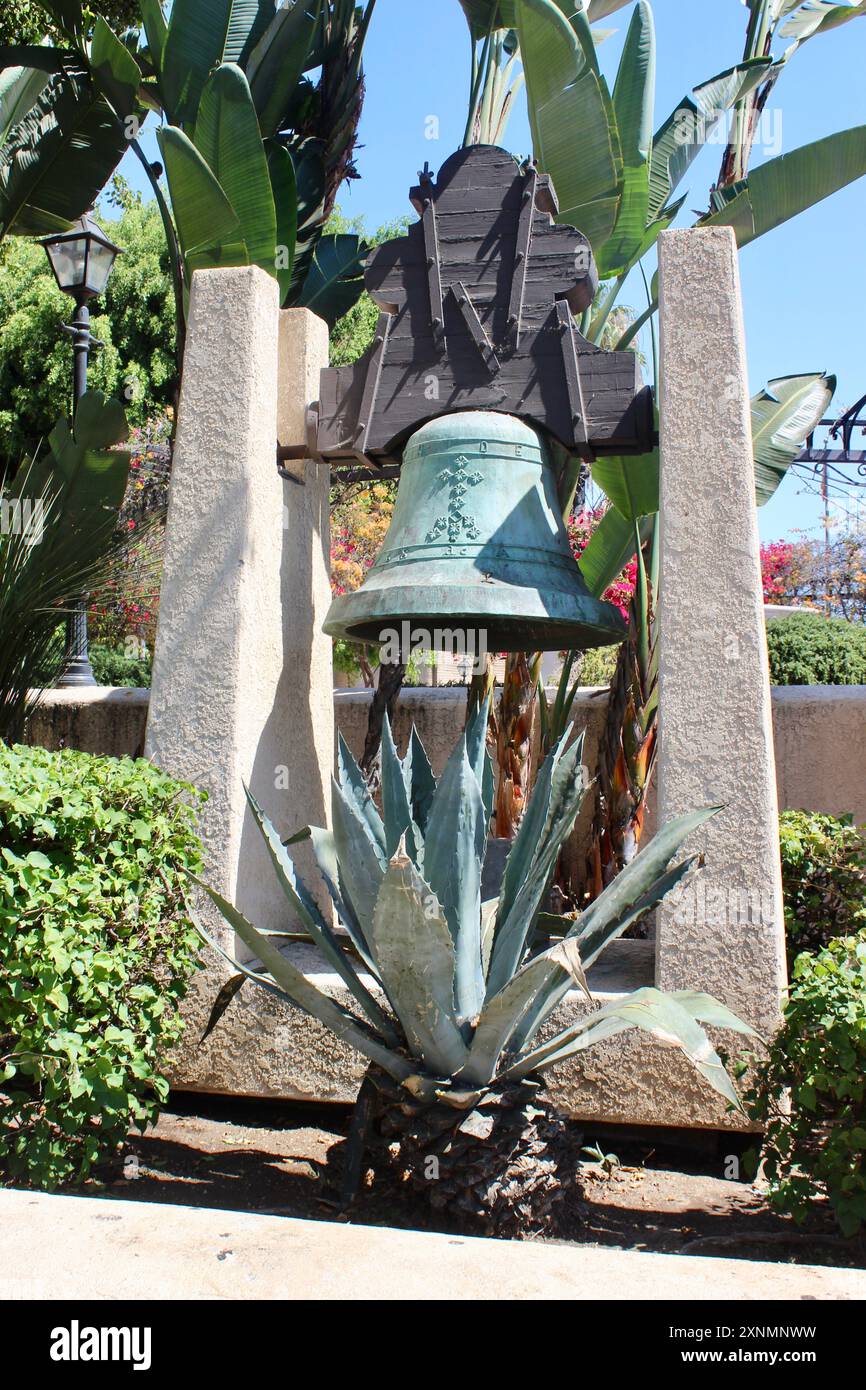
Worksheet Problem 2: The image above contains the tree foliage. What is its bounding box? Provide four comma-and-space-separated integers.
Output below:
0, 0, 140, 46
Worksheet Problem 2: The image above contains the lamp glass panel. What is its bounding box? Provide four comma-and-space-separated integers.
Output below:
47, 237, 88, 290
84, 239, 117, 296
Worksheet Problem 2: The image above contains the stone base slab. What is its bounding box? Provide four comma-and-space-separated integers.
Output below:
169, 941, 758, 1132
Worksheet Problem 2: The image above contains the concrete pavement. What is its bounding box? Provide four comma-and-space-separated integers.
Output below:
0, 1188, 863, 1301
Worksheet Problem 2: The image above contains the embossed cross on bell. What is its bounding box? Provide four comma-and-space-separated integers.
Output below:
323, 412, 626, 652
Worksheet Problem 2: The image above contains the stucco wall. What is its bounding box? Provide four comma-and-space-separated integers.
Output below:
26, 683, 866, 831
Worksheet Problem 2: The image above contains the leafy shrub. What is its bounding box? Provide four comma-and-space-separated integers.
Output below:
577, 644, 620, 688
89, 644, 152, 689
0, 745, 205, 1190
780, 810, 866, 969
743, 931, 866, 1237
766, 613, 866, 685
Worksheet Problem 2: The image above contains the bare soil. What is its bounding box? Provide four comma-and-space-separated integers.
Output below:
87, 1093, 865, 1267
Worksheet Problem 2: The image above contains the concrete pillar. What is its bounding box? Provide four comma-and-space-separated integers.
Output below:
145, 268, 332, 946
655, 228, 786, 1036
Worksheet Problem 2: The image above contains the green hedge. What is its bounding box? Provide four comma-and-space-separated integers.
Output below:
743, 931, 866, 1237
0, 744, 205, 1190
779, 810, 866, 971
767, 613, 866, 685
88, 644, 152, 689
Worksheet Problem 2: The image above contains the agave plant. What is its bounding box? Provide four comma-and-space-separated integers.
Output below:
194, 701, 753, 1237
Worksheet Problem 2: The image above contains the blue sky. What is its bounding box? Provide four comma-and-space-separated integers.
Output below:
122, 0, 866, 542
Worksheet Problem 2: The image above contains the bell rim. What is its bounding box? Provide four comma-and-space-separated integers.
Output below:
323, 583, 626, 653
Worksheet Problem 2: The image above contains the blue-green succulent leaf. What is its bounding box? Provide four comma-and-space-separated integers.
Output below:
369, 848, 468, 1076
423, 738, 486, 1022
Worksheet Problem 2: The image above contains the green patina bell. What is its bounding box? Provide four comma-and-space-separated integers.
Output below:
324, 412, 626, 654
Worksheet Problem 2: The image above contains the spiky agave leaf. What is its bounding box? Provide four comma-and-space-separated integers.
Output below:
380, 716, 422, 864
368, 844, 468, 1077
505, 986, 755, 1108
307, 823, 378, 975
402, 725, 437, 834
243, 785, 398, 1044
422, 733, 487, 1022
464, 807, 719, 1085
189, 878, 423, 1091
487, 728, 587, 994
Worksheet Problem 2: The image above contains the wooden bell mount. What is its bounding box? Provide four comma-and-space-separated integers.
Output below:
302, 145, 655, 474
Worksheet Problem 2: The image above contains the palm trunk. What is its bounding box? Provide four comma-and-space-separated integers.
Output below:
491, 650, 542, 838
585, 525, 658, 899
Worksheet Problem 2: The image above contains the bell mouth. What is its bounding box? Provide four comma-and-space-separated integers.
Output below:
323, 584, 626, 654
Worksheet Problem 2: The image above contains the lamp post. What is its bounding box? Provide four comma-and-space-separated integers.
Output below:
39, 214, 123, 687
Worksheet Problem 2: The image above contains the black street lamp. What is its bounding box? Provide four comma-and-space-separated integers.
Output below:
39, 214, 123, 687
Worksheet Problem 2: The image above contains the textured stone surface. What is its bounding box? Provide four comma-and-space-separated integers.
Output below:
5, 1188, 864, 1302
29, 684, 864, 829
170, 940, 753, 1131
773, 686, 866, 825
25, 687, 148, 757
144, 271, 332, 941
655, 228, 786, 1038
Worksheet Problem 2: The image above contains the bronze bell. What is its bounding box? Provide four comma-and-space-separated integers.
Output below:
323, 411, 626, 655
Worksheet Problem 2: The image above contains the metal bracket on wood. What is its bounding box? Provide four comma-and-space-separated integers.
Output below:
508, 168, 536, 347
351, 312, 391, 464
449, 282, 501, 377
556, 301, 589, 454
422, 197, 446, 348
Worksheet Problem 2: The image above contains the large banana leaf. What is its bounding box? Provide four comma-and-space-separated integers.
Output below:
751, 372, 835, 505
157, 123, 250, 273
296, 232, 367, 326
89, 18, 143, 120
195, 63, 277, 273
369, 852, 468, 1076
459, 0, 517, 36
703, 125, 866, 247
247, 0, 322, 139
597, 0, 654, 279
0, 69, 127, 237
591, 448, 659, 522
647, 60, 771, 223
586, 0, 634, 17
266, 141, 298, 303
0, 65, 49, 147
35, 391, 130, 559
223, 0, 275, 63
578, 507, 652, 598
460, 0, 633, 29
515, 0, 622, 254
161, 0, 236, 127
780, 1, 866, 41
32, 0, 85, 35
141, 0, 168, 69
